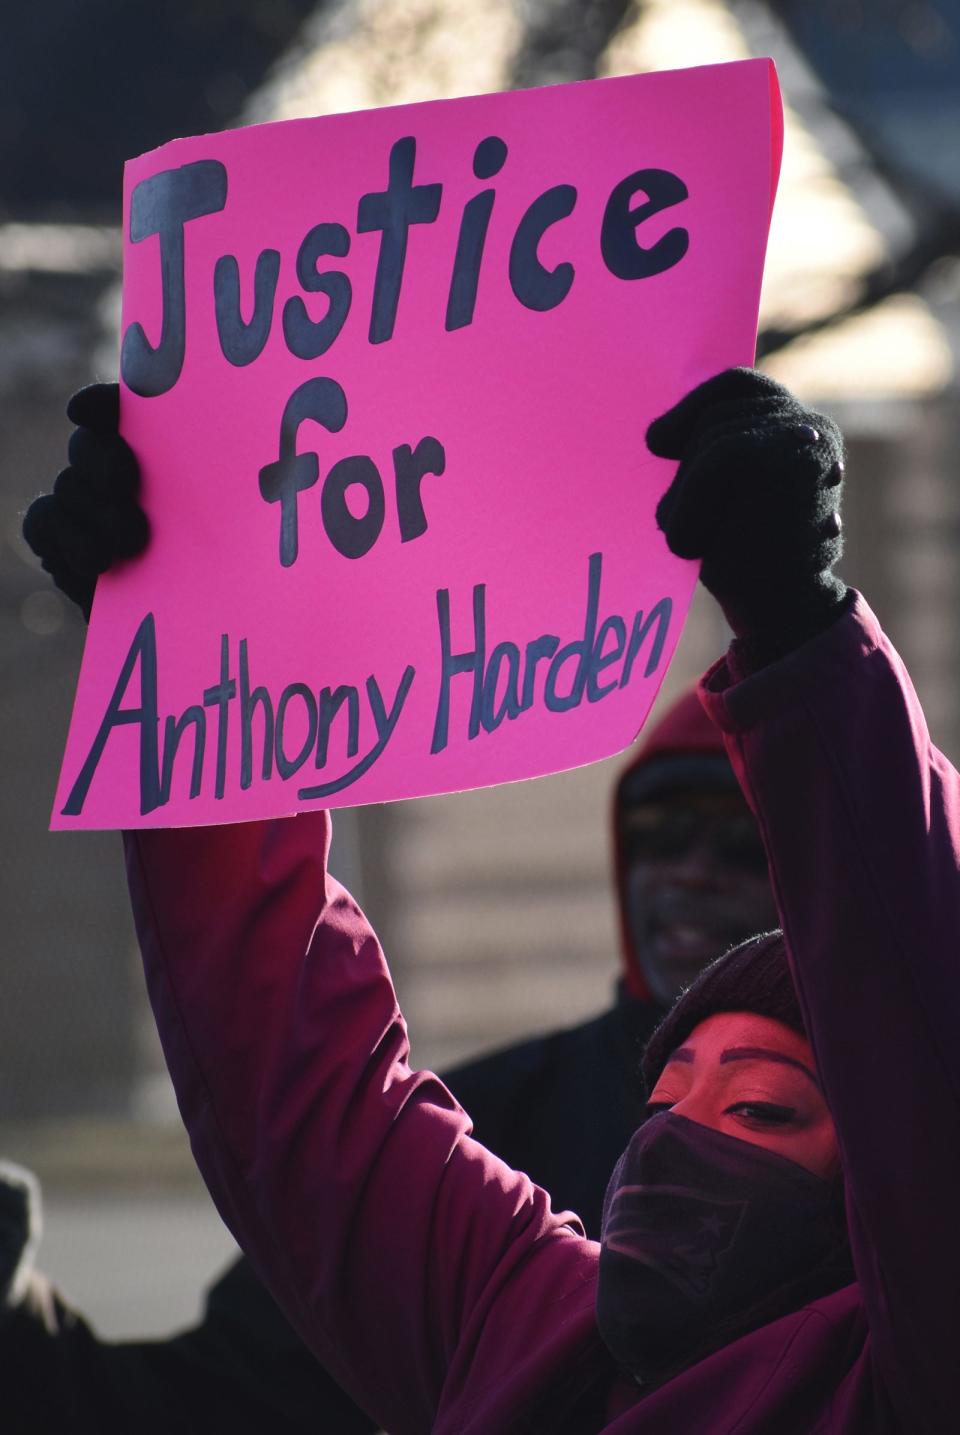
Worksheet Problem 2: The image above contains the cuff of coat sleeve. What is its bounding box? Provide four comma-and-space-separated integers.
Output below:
697, 591, 883, 734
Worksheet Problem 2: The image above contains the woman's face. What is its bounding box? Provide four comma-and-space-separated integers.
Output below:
645, 1011, 839, 1179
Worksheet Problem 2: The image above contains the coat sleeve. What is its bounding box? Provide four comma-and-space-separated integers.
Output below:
700, 592, 960, 1434
124, 812, 594, 1435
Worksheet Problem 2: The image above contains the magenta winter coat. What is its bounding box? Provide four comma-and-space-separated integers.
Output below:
124, 595, 959, 1433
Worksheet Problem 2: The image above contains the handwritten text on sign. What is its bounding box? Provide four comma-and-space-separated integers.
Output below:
53, 60, 782, 828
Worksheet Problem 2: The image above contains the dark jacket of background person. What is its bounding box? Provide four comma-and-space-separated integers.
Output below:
114, 595, 960, 1432
2, 696, 746, 1434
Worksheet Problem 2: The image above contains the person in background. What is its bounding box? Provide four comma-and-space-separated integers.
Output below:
446, 685, 777, 1237
9, 419, 778, 1432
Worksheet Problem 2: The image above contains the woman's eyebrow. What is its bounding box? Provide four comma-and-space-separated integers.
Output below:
665, 1047, 696, 1065
719, 1046, 820, 1089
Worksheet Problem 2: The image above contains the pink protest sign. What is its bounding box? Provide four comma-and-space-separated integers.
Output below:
53, 59, 782, 830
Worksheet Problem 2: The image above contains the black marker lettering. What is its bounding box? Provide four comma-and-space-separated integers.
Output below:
283, 223, 352, 360
601, 168, 689, 280
121, 161, 228, 396
61, 613, 161, 816
620, 597, 673, 684
202, 635, 236, 800
239, 638, 274, 788
358, 137, 443, 344
321, 455, 385, 560
509, 184, 577, 312
445, 135, 508, 330
315, 685, 360, 770
519, 634, 560, 712
587, 615, 627, 702
481, 640, 522, 731
275, 683, 319, 780
259, 377, 348, 567
214, 249, 281, 366
299, 667, 415, 799
393, 436, 446, 543
431, 582, 486, 753
544, 552, 601, 711
160, 706, 206, 803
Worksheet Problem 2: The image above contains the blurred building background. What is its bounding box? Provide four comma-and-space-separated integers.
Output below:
1, 0, 958, 1334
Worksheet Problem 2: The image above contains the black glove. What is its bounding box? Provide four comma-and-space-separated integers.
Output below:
0, 1161, 40, 1316
22, 384, 149, 621
648, 367, 847, 668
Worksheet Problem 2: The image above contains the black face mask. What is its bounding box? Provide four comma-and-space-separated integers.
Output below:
596, 1114, 852, 1385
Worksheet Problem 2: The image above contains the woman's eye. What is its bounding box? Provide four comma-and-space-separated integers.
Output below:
727, 1102, 796, 1126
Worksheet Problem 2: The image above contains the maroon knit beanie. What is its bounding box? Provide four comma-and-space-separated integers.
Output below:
640, 930, 807, 1096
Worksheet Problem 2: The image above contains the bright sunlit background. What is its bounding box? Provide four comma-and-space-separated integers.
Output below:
2, 0, 959, 1337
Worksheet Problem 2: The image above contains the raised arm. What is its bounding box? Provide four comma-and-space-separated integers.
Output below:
653, 371, 960, 1431
124, 813, 596, 1434
701, 601, 960, 1430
